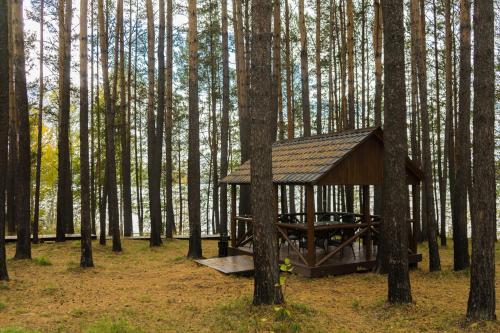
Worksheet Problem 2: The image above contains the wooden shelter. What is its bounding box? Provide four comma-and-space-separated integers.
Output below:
219, 127, 423, 277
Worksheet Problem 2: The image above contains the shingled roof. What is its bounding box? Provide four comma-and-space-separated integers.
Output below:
221, 127, 423, 185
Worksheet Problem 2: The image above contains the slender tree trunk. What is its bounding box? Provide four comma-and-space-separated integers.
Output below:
433, 0, 446, 247
409, 0, 421, 243
187, 0, 202, 258
444, 0, 456, 258
250, 0, 284, 306
165, 0, 175, 238
417, 0, 440, 272
33, 0, 44, 244
119, 0, 132, 238
452, 0, 471, 271
98, 0, 121, 252
284, 0, 295, 214
147, 0, 163, 246
0, 0, 10, 280
57, 0, 74, 241
80, 0, 94, 267
372, 0, 382, 217
298, 0, 311, 137
7, 1, 16, 236
466, 0, 496, 320
13, 0, 31, 259
218, 0, 230, 254
234, 0, 250, 235
381, 0, 412, 303
344, 0, 354, 217
90, 0, 96, 236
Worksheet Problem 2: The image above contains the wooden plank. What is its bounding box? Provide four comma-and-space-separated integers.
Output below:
230, 184, 237, 248
305, 185, 316, 266
195, 255, 254, 274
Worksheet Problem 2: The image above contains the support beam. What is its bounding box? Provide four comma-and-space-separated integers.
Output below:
363, 185, 372, 259
230, 184, 237, 248
306, 185, 316, 266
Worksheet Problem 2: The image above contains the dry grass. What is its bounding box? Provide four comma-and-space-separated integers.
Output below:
0, 239, 498, 333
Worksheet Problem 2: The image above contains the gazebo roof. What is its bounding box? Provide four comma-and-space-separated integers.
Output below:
221, 127, 423, 185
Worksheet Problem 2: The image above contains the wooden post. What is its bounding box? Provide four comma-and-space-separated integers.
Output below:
363, 185, 372, 259
306, 185, 316, 266
230, 184, 237, 248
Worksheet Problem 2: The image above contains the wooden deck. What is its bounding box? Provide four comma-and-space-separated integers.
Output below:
195, 255, 254, 275
228, 243, 422, 278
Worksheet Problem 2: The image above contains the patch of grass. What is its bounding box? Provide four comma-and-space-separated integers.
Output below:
70, 308, 86, 318
84, 319, 142, 333
0, 283, 8, 290
0, 301, 5, 311
0, 328, 41, 333
351, 298, 361, 310
33, 257, 52, 266
41, 283, 57, 295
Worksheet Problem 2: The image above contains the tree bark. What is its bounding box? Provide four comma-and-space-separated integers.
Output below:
13, 0, 31, 259
466, 0, 496, 321
57, 0, 74, 241
187, 0, 202, 258
98, 0, 121, 252
0, 0, 10, 280
381, 0, 412, 303
80, 0, 94, 267
118, 0, 132, 238
33, 0, 44, 244
417, 0, 441, 272
298, 0, 311, 137
452, 0, 471, 271
165, 0, 175, 238
250, 0, 284, 306
218, 0, 230, 254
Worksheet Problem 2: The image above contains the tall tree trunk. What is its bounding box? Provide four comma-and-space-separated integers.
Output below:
209, 0, 219, 234
33, 0, 44, 244
372, 0, 382, 217
90, 0, 96, 236
466, 0, 496, 320
218, 0, 230, 254
147, 0, 163, 246
187, 0, 202, 258
444, 0, 456, 257
409, 0, 421, 243
98, 0, 121, 252
13, 0, 31, 259
250, 0, 284, 306
57, 0, 74, 241
119, 0, 132, 238
381, 0, 412, 304
284, 0, 295, 214
452, 0, 471, 271
7, 1, 16, 236
417, 0, 440, 272
80, 0, 94, 267
0, 0, 10, 280
344, 0, 354, 217
433, 0, 446, 247
165, 0, 175, 238
233, 0, 250, 234
298, 0, 311, 137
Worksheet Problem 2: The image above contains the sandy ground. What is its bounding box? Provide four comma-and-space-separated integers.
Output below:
0, 239, 498, 333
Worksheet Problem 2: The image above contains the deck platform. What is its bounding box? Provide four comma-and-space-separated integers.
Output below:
195, 255, 254, 275
228, 244, 422, 278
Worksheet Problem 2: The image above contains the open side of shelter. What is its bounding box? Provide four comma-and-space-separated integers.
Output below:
208, 127, 422, 278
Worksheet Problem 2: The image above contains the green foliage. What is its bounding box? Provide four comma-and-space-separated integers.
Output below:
0, 301, 5, 311
33, 257, 52, 266
84, 319, 142, 333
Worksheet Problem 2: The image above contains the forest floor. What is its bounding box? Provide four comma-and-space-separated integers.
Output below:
0, 239, 499, 333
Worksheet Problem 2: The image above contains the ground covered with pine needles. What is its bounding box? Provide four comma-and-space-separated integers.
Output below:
0, 239, 499, 333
